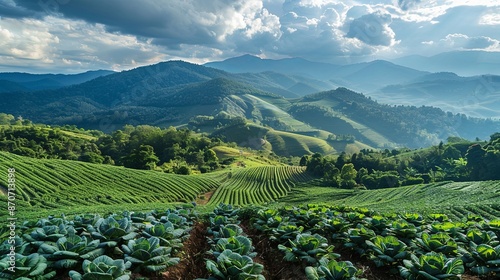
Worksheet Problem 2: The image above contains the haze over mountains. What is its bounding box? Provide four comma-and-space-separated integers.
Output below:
207, 52, 500, 119
1, 51, 499, 155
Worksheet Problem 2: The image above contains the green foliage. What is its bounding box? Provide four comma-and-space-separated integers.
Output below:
278, 233, 338, 265
23, 224, 76, 249
88, 216, 137, 247
399, 253, 464, 280
121, 145, 159, 170
389, 219, 419, 242
212, 203, 240, 218
208, 166, 311, 206
465, 134, 500, 180
252, 208, 286, 233
414, 232, 458, 256
465, 229, 499, 247
270, 222, 304, 244
213, 236, 256, 258
305, 257, 363, 280
344, 225, 377, 256
38, 235, 105, 269
0, 235, 32, 256
0, 152, 218, 220
365, 235, 410, 267
466, 244, 500, 276
121, 237, 179, 273
204, 249, 265, 280
0, 125, 99, 161
0, 253, 56, 280
69, 255, 131, 280
211, 224, 244, 243
142, 222, 187, 251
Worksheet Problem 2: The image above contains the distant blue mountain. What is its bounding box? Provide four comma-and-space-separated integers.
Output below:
391, 51, 500, 76
373, 73, 500, 118
206, 55, 429, 93
205, 54, 339, 80
0, 70, 115, 90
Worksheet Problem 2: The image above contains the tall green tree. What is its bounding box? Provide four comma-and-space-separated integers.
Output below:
122, 145, 159, 170
340, 163, 357, 189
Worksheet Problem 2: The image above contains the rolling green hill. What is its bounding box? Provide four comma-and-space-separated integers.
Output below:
212, 123, 336, 156
3, 149, 500, 221
208, 166, 313, 206
275, 180, 500, 220
1, 60, 500, 153
0, 152, 220, 219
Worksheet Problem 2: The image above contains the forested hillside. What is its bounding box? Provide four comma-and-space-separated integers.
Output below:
1, 61, 499, 155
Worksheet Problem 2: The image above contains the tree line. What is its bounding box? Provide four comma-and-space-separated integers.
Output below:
0, 115, 234, 174
300, 133, 500, 189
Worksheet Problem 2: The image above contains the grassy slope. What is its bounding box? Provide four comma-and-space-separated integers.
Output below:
207, 166, 313, 206
211, 145, 283, 168
274, 180, 500, 219
0, 152, 220, 220
214, 123, 335, 156
241, 94, 313, 131
0, 125, 99, 141
294, 99, 398, 148
2, 150, 499, 221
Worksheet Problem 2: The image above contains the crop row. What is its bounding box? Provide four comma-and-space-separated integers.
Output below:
201, 204, 265, 279
251, 204, 500, 279
208, 166, 311, 206
0, 152, 219, 218
0, 206, 197, 279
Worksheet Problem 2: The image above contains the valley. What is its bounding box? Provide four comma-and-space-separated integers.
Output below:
1, 54, 500, 279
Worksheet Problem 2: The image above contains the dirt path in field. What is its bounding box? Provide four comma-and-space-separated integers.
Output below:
240, 219, 308, 280
195, 190, 215, 205
162, 222, 210, 280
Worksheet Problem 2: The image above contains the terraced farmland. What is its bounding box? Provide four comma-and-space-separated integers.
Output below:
0, 152, 220, 219
277, 180, 500, 219
208, 166, 312, 206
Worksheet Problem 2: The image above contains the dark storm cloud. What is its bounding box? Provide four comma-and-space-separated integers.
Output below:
0, 0, 36, 18
346, 12, 395, 46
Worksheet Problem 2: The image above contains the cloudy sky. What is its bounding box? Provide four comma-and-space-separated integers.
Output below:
0, 0, 499, 73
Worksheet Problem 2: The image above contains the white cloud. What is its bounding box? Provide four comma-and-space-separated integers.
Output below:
479, 9, 500, 25
0, 0, 499, 72
0, 16, 168, 73
346, 12, 397, 46
441, 33, 499, 50
0, 17, 58, 63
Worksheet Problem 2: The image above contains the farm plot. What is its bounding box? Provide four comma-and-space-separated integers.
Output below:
0, 152, 219, 219
208, 166, 312, 206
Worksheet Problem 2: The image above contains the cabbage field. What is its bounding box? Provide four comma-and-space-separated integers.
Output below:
2, 203, 500, 279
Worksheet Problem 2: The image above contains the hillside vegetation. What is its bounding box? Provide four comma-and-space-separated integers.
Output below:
0, 152, 219, 220
1, 60, 499, 155
277, 181, 500, 220
208, 166, 313, 206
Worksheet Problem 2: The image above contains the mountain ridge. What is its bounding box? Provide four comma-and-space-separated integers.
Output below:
1, 58, 499, 154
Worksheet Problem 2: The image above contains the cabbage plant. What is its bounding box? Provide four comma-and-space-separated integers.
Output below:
0, 253, 56, 279
399, 252, 464, 280
121, 236, 179, 273
366, 235, 410, 267
305, 257, 364, 280
69, 255, 131, 280
204, 249, 264, 280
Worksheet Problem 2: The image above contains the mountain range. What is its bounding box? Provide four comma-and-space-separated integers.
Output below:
0, 70, 114, 92
207, 53, 500, 119
1, 53, 499, 156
